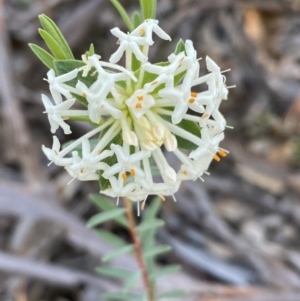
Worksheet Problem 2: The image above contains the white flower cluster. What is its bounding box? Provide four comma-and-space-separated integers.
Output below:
42, 19, 230, 210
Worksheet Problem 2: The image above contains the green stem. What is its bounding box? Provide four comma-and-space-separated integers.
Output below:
124, 198, 155, 301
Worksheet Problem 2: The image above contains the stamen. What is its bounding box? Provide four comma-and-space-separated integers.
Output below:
182, 170, 188, 175
191, 92, 197, 98
82, 92, 87, 98
227, 85, 236, 89
130, 168, 136, 177
159, 195, 166, 201
188, 98, 195, 104
137, 95, 144, 101
221, 69, 231, 74
218, 150, 227, 157
135, 103, 142, 109
141, 199, 146, 210
122, 172, 127, 180
202, 113, 209, 118
139, 28, 145, 35
213, 154, 221, 162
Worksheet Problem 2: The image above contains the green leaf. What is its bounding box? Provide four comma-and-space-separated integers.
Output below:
110, 0, 134, 31
160, 114, 200, 150
98, 127, 123, 191
139, 0, 156, 20
174, 39, 185, 55
87, 43, 95, 56
28, 43, 55, 69
158, 290, 187, 299
123, 271, 141, 292
96, 230, 127, 248
103, 292, 144, 301
39, 14, 74, 59
102, 244, 134, 262
143, 197, 162, 221
38, 29, 68, 60
96, 267, 132, 279
144, 245, 172, 258
132, 11, 142, 29
87, 208, 126, 228
54, 59, 95, 87
137, 219, 165, 232
90, 194, 129, 228
150, 264, 181, 280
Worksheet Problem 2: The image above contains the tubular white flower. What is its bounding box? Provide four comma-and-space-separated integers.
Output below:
42, 94, 75, 134
46, 69, 78, 102
42, 136, 73, 166
66, 138, 112, 181
110, 28, 148, 63
102, 144, 151, 179
143, 52, 185, 92
131, 19, 171, 45
76, 80, 123, 123
126, 89, 155, 119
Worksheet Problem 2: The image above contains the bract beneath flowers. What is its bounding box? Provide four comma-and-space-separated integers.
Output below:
41, 19, 231, 209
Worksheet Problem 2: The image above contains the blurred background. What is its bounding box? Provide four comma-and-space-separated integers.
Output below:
1, 0, 300, 300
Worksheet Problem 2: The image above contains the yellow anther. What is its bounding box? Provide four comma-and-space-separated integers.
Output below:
213, 155, 221, 162
202, 113, 209, 118
218, 150, 227, 157
135, 103, 142, 109
188, 98, 195, 104
130, 168, 136, 177
191, 92, 197, 98
141, 200, 146, 210
137, 95, 144, 101
182, 170, 188, 175
82, 92, 87, 98
159, 195, 166, 201
139, 28, 145, 35
122, 172, 127, 180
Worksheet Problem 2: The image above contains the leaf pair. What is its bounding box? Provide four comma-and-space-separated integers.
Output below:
29, 14, 74, 69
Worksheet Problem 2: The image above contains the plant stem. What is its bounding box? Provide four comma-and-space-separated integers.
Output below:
124, 198, 155, 301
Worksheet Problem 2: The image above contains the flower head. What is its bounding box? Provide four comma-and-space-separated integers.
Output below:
41, 19, 231, 206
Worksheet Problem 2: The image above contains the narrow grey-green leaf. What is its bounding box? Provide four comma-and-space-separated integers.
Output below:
38, 29, 67, 59
89, 194, 128, 228
143, 197, 161, 221
39, 14, 74, 59
139, 0, 155, 20
96, 229, 127, 248
87, 43, 95, 56
96, 267, 132, 279
158, 290, 187, 299
150, 264, 181, 280
144, 245, 172, 258
110, 0, 134, 31
160, 114, 200, 150
123, 271, 141, 292
87, 208, 126, 228
102, 244, 134, 262
103, 292, 144, 301
174, 39, 185, 55
138, 219, 165, 232
132, 11, 142, 29
28, 43, 55, 69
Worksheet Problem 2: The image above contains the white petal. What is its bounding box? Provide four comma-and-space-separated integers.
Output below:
109, 42, 128, 64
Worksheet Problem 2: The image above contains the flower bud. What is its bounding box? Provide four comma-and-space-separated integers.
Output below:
152, 121, 166, 140
123, 131, 138, 146
164, 133, 177, 151
163, 166, 177, 185
141, 140, 157, 151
